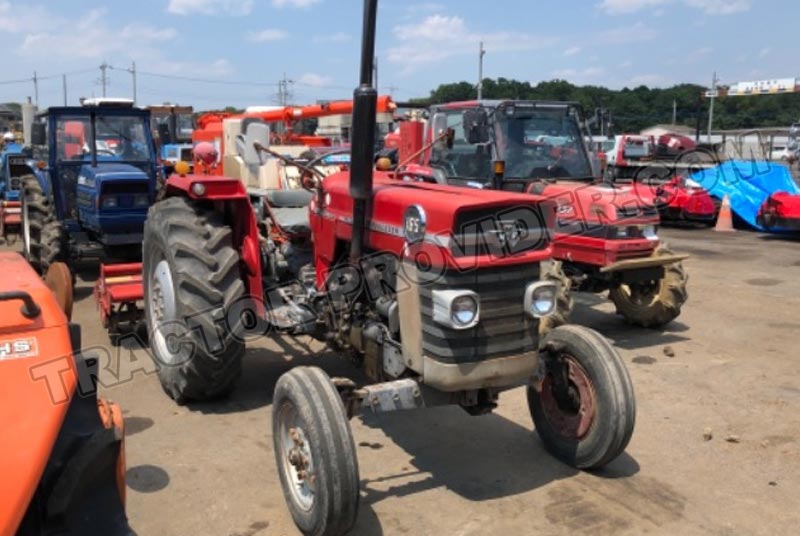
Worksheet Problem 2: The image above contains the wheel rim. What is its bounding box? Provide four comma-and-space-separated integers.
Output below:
22, 196, 31, 257
539, 355, 597, 440
618, 280, 660, 308
147, 258, 179, 364
277, 401, 316, 512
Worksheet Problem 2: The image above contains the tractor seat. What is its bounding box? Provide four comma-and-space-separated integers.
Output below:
265, 189, 313, 235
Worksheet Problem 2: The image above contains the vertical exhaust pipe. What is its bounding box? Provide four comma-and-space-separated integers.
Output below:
349, 0, 378, 262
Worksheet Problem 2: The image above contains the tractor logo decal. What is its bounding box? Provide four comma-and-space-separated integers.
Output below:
0, 337, 38, 360
489, 220, 526, 248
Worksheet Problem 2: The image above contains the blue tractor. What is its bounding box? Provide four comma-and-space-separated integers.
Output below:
0, 133, 34, 241
21, 99, 158, 274
149, 104, 194, 176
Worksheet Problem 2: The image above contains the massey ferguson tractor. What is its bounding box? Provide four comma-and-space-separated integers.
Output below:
393, 100, 690, 328
0, 253, 128, 534
141, 2, 636, 534
21, 98, 157, 275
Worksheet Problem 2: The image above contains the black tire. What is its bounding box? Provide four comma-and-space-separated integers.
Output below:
40, 220, 67, 273
528, 325, 636, 469
272, 367, 360, 536
21, 174, 55, 273
608, 244, 688, 328
143, 196, 246, 403
539, 260, 573, 336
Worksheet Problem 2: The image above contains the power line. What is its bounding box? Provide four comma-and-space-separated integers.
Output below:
137, 70, 279, 87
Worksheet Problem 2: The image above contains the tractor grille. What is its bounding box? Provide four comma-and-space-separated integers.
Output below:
616, 205, 658, 219
450, 205, 550, 258
417, 263, 540, 364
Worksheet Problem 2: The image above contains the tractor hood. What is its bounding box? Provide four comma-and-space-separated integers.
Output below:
319, 171, 556, 270
79, 162, 150, 184
537, 180, 660, 225
0, 253, 76, 535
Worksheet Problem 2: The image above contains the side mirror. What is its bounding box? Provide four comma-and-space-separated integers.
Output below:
31, 123, 46, 146
463, 108, 489, 144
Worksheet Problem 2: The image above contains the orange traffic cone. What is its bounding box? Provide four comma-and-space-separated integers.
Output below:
714, 194, 735, 232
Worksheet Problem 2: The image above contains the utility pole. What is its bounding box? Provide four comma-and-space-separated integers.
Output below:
477, 41, 486, 100
707, 71, 718, 143
672, 99, 677, 125
131, 61, 137, 105
32, 71, 39, 107
100, 62, 109, 97
62, 74, 67, 106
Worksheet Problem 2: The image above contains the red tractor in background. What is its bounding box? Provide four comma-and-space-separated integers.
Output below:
386, 100, 689, 328
141, 2, 636, 534
757, 191, 800, 231
604, 133, 717, 224
0, 254, 128, 535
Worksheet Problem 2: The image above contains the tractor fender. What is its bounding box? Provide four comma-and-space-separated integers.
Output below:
164, 173, 264, 314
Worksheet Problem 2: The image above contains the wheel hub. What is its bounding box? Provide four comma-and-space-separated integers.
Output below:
622, 281, 659, 307
148, 259, 179, 363
540, 355, 597, 440
278, 404, 316, 511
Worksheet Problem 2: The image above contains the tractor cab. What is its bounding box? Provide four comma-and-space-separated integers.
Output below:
22, 99, 157, 273
148, 104, 195, 175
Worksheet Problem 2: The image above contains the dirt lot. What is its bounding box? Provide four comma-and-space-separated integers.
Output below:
8, 226, 800, 535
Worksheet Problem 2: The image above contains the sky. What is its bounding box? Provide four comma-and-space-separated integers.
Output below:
0, 0, 795, 110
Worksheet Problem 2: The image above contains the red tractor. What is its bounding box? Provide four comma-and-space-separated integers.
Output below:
757, 191, 800, 231
141, 2, 635, 534
391, 100, 689, 328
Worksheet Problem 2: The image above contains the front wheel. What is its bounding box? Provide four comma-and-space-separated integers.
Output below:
609, 244, 688, 328
528, 325, 636, 469
273, 367, 360, 536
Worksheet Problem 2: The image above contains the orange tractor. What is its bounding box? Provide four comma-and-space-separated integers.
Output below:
0, 253, 129, 534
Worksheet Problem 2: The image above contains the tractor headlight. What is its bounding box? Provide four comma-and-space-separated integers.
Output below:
101, 196, 118, 209
432, 290, 479, 330
134, 194, 149, 207
524, 281, 557, 318
643, 224, 658, 240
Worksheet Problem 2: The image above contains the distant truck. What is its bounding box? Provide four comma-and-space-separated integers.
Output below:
604, 133, 719, 180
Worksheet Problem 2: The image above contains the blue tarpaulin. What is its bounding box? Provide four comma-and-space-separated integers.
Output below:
690, 160, 800, 230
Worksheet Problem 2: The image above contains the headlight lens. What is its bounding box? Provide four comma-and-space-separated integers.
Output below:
525, 281, 558, 318
134, 194, 149, 207
432, 290, 480, 330
101, 196, 118, 209
451, 295, 478, 327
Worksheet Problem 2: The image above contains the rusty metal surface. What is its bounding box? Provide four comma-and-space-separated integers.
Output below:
600, 253, 689, 273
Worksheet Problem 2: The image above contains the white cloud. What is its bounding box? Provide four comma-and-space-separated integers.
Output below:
598, 21, 658, 43
18, 8, 177, 60
564, 46, 582, 57
0, 2, 52, 33
683, 0, 751, 14
167, 0, 253, 16
388, 14, 556, 74
598, 0, 669, 14
247, 29, 289, 42
598, 0, 751, 14
298, 73, 333, 87
272, 0, 321, 7
313, 32, 351, 44
758, 47, 771, 58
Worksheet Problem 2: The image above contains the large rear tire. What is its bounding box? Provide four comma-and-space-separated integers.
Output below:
273, 367, 360, 536
40, 220, 67, 274
528, 325, 636, 469
143, 196, 246, 403
609, 244, 688, 328
21, 175, 54, 273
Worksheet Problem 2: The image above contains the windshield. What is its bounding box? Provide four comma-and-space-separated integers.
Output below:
55, 114, 152, 162
429, 109, 493, 180
497, 107, 593, 180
